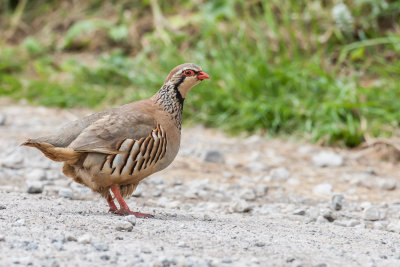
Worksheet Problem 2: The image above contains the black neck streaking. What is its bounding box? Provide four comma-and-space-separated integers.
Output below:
154, 80, 185, 130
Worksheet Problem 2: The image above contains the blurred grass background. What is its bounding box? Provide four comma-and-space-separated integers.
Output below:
1, 0, 400, 147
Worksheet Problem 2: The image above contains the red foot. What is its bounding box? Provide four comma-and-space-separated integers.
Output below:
113, 208, 154, 218
107, 195, 118, 213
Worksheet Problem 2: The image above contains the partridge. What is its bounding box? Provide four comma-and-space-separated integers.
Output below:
22, 63, 210, 218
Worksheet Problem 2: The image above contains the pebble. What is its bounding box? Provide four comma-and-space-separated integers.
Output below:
115, 221, 133, 232
312, 184, 333, 196
255, 185, 269, 197
293, 208, 306, 216
77, 234, 92, 244
92, 242, 109, 251
320, 209, 335, 222
377, 178, 397, 191
269, 167, 291, 182
13, 218, 26, 226
178, 241, 188, 248
203, 214, 212, 221
387, 222, 400, 233
254, 242, 265, 247
132, 186, 144, 197
64, 233, 77, 242
0, 205, 6, 210
125, 215, 137, 226
26, 181, 44, 194
203, 150, 224, 163
331, 194, 344, 211
312, 151, 343, 167
246, 162, 269, 173
347, 220, 361, 227
363, 206, 380, 221
239, 189, 256, 201
0, 114, 6, 125
27, 169, 47, 181
0, 234, 4, 241
141, 247, 152, 254
229, 199, 251, 213
58, 188, 74, 199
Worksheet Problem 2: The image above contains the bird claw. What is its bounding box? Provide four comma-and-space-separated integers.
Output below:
113, 208, 154, 218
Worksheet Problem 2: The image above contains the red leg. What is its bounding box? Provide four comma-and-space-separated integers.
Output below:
110, 185, 153, 218
106, 194, 118, 213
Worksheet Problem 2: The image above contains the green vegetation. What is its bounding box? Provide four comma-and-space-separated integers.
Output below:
1, 0, 400, 147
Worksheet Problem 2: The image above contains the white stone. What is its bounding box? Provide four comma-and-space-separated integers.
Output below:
363, 206, 380, 221
58, 188, 74, 199
27, 169, 47, 181
387, 222, 400, 233
269, 167, 291, 182
239, 189, 256, 201
125, 215, 137, 226
229, 199, 251, 213
26, 181, 43, 194
115, 221, 133, 232
246, 162, 269, 173
313, 184, 333, 196
77, 234, 92, 244
312, 151, 343, 167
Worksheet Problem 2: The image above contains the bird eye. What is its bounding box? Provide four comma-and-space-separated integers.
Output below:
183, 70, 194, 76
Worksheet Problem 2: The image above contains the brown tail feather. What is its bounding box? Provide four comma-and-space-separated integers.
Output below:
21, 140, 80, 163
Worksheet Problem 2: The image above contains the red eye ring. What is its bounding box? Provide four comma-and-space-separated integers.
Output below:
183, 70, 195, 76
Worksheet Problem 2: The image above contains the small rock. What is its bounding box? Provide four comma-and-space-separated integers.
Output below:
229, 199, 251, 213
0, 205, 6, 210
246, 162, 269, 173
64, 233, 77, 242
364, 206, 380, 221
387, 222, 400, 233
377, 178, 397, 191
239, 189, 256, 201
221, 258, 232, 264
287, 178, 300, 186
316, 216, 328, 224
0, 114, 6, 125
152, 190, 162, 197
27, 169, 47, 181
125, 215, 137, 226
13, 218, 26, 226
0, 234, 5, 241
141, 247, 151, 254
254, 242, 265, 247
58, 188, 74, 199
77, 234, 92, 244
320, 209, 335, 222
115, 221, 133, 232
222, 171, 234, 179
373, 221, 388, 230
92, 242, 109, 251
178, 241, 188, 248
100, 255, 110, 261
255, 185, 269, 197
347, 220, 361, 227
312, 151, 343, 167
203, 150, 224, 163
132, 186, 144, 197
269, 167, 291, 182
331, 194, 345, 211
26, 181, 43, 194
203, 214, 212, 221
313, 184, 333, 196
293, 208, 306, 216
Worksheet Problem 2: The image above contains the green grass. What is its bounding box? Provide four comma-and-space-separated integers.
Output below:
1, 0, 400, 147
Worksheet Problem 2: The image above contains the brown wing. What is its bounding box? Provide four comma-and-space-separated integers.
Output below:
99, 124, 167, 176
69, 112, 157, 154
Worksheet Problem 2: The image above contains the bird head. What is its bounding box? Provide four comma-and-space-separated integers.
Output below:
164, 63, 210, 99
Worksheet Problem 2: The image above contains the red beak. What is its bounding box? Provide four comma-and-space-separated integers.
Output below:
197, 71, 210, 80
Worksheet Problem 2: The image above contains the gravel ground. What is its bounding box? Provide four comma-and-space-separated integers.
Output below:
1, 104, 400, 266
